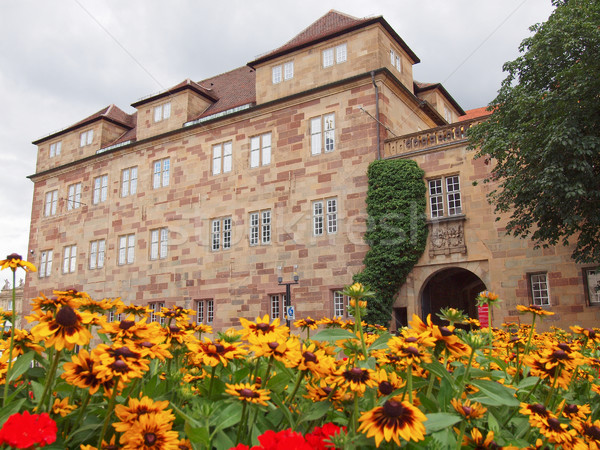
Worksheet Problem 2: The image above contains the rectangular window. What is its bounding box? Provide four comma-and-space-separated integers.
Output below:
107, 311, 123, 323
313, 198, 337, 236
154, 103, 171, 122
249, 210, 271, 246
310, 113, 335, 155
530, 273, 550, 306
44, 190, 58, 217
211, 217, 232, 251
428, 176, 462, 218
323, 44, 346, 68
250, 133, 271, 168
313, 201, 324, 236
284, 61, 294, 80
390, 49, 402, 72
92, 175, 108, 205
80, 129, 93, 147
153, 158, 170, 189
272, 65, 282, 84
333, 291, 353, 318
89, 239, 105, 269
67, 183, 82, 210
196, 299, 214, 324
63, 245, 77, 274
327, 198, 338, 234
39, 250, 53, 278
336, 43, 347, 63
584, 268, 600, 305
49, 141, 61, 157
150, 228, 168, 260
118, 234, 135, 265
121, 167, 138, 197
149, 302, 165, 325
270, 294, 287, 320
212, 142, 232, 175
322, 48, 334, 68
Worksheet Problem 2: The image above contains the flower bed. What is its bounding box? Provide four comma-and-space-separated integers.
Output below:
0, 256, 599, 449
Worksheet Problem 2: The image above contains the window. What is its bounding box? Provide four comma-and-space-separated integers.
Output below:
108, 311, 123, 323
211, 217, 232, 251
284, 62, 294, 80
530, 273, 550, 306
80, 129, 94, 147
92, 175, 108, 205
390, 49, 402, 72
313, 198, 337, 236
428, 176, 462, 218
62, 245, 77, 274
323, 43, 347, 68
196, 299, 214, 324
49, 141, 61, 157
270, 294, 287, 320
310, 114, 335, 155
121, 167, 138, 197
250, 133, 271, 168
89, 239, 105, 269
39, 250, 53, 278
44, 190, 58, 216
153, 103, 171, 122
272, 66, 282, 84
249, 210, 271, 246
149, 302, 165, 325
333, 291, 353, 318
150, 228, 168, 260
444, 106, 453, 123
118, 234, 135, 265
153, 158, 170, 189
212, 142, 233, 175
67, 183, 82, 210
584, 268, 600, 305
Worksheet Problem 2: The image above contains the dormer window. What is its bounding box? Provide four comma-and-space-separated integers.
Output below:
323, 43, 347, 68
80, 130, 94, 147
390, 49, 402, 72
153, 102, 171, 122
272, 62, 294, 84
49, 141, 61, 157
272, 66, 282, 84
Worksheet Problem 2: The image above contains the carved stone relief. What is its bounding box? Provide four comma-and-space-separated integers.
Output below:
429, 217, 467, 257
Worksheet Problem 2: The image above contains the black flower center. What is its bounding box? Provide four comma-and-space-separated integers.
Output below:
405, 337, 418, 343
256, 323, 271, 332
141, 341, 154, 348
303, 351, 317, 363
547, 417, 562, 431
585, 425, 600, 440
144, 432, 157, 446
305, 319, 316, 325
551, 349, 568, 359
109, 360, 129, 372
378, 381, 393, 395
239, 388, 259, 398
345, 367, 367, 382
56, 306, 79, 327
461, 406, 473, 417
557, 343, 571, 352
322, 387, 333, 395
405, 346, 422, 356
439, 327, 453, 337
169, 325, 180, 333
214, 344, 225, 353
114, 346, 139, 359
268, 342, 279, 350
530, 403, 547, 415
119, 320, 135, 330
6, 253, 21, 260
383, 400, 405, 418
564, 404, 578, 414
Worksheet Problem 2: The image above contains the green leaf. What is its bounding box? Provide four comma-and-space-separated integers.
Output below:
185, 423, 210, 446
311, 328, 357, 342
211, 403, 243, 433
0, 398, 25, 427
7, 351, 35, 383
470, 379, 519, 407
424, 413, 462, 433
297, 400, 331, 424
367, 332, 392, 350
213, 429, 235, 450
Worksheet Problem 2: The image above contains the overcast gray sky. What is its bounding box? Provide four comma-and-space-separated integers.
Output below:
0, 0, 555, 282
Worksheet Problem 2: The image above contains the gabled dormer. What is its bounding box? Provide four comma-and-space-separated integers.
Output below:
131, 79, 217, 141
248, 10, 420, 104
414, 82, 466, 124
32, 105, 133, 173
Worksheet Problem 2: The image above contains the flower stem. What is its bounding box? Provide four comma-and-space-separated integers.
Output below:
285, 370, 306, 407
38, 348, 62, 412
97, 379, 120, 448
2, 270, 17, 407
235, 401, 248, 445
65, 390, 91, 443
208, 365, 217, 399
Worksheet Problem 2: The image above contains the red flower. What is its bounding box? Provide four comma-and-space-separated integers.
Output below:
0, 411, 57, 449
305, 423, 346, 449
256, 429, 312, 450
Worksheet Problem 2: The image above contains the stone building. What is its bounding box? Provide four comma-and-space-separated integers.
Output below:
0, 279, 24, 329
24, 11, 599, 331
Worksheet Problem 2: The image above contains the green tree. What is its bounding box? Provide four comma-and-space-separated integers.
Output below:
468, 0, 600, 263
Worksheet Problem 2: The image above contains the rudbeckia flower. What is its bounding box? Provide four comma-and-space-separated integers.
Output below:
30, 305, 93, 351
239, 314, 289, 341
0, 253, 36, 272
61, 348, 114, 395
225, 382, 270, 406
332, 364, 377, 395
516, 304, 555, 316
118, 412, 179, 450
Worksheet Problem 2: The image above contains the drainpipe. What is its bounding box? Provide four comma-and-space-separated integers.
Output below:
371, 71, 381, 160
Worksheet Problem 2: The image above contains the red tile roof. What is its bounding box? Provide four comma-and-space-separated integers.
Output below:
131, 78, 217, 107
414, 81, 465, 117
459, 106, 493, 121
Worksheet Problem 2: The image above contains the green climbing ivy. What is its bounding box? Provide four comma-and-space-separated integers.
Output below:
354, 159, 428, 326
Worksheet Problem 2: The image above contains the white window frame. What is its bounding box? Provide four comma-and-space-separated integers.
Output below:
49, 141, 61, 157
121, 167, 138, 197
196, 299, 214, 324
284, 61, 294, 80
108, 311, 123, 323
211, 217, 232, 252
44, 190, 58, 217
530, 273, 550, 306
80, 129, 94, 147
249, 210, 271, 246
63, 245, 77, 274
323, 43, 347, 68
153, 158, 170, 189
92, 175, 108, 205
585, 268, 600, 305
313, 198, 337, 236
272, 65, 282, 84
89, 239, 105, 270
250, 133, 271, 168
270, 294, 287, 320
428, 175, 462, 219
336, 43, 347, 63
153, 102, 171, 122
390, 49, 402, 72
322, 48, 334, 68
212, 141, 233, 175
333, 291, 353, 318
67, 183, 82, 210
310, 113, 335, 155
150, 228, 168, 260
149, 302, 165, 325
118, 234, 135, 265
39, 250, 53, 278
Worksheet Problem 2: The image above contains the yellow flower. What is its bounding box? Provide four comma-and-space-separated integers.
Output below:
225, 383, 270, 406
62, 348, 115, 395
332, 364, 378, 396
30, 305, 93, 351
51, 397, 77, 417
187, 338, 247, 367
450, 398, 487, 420
516, 304, 554, 316
118, 412, 179, 450
239, 314, 289, 341
294, 317, 319, 330
114, 396, 174, 431
0, 253, 36, 272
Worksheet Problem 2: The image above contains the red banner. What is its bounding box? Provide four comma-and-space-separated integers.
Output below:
478, 304, 489, 328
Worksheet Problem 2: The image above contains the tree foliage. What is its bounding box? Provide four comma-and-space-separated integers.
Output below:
468, 0, 600, 263
354, 159, 428, 326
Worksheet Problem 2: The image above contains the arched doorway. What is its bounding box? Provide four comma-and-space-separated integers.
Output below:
421, 267, 486, 325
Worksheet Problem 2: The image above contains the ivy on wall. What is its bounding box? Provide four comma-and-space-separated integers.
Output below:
353, 159, 428, 326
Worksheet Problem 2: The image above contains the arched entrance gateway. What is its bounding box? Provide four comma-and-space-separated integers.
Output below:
421, 268, 486, 326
